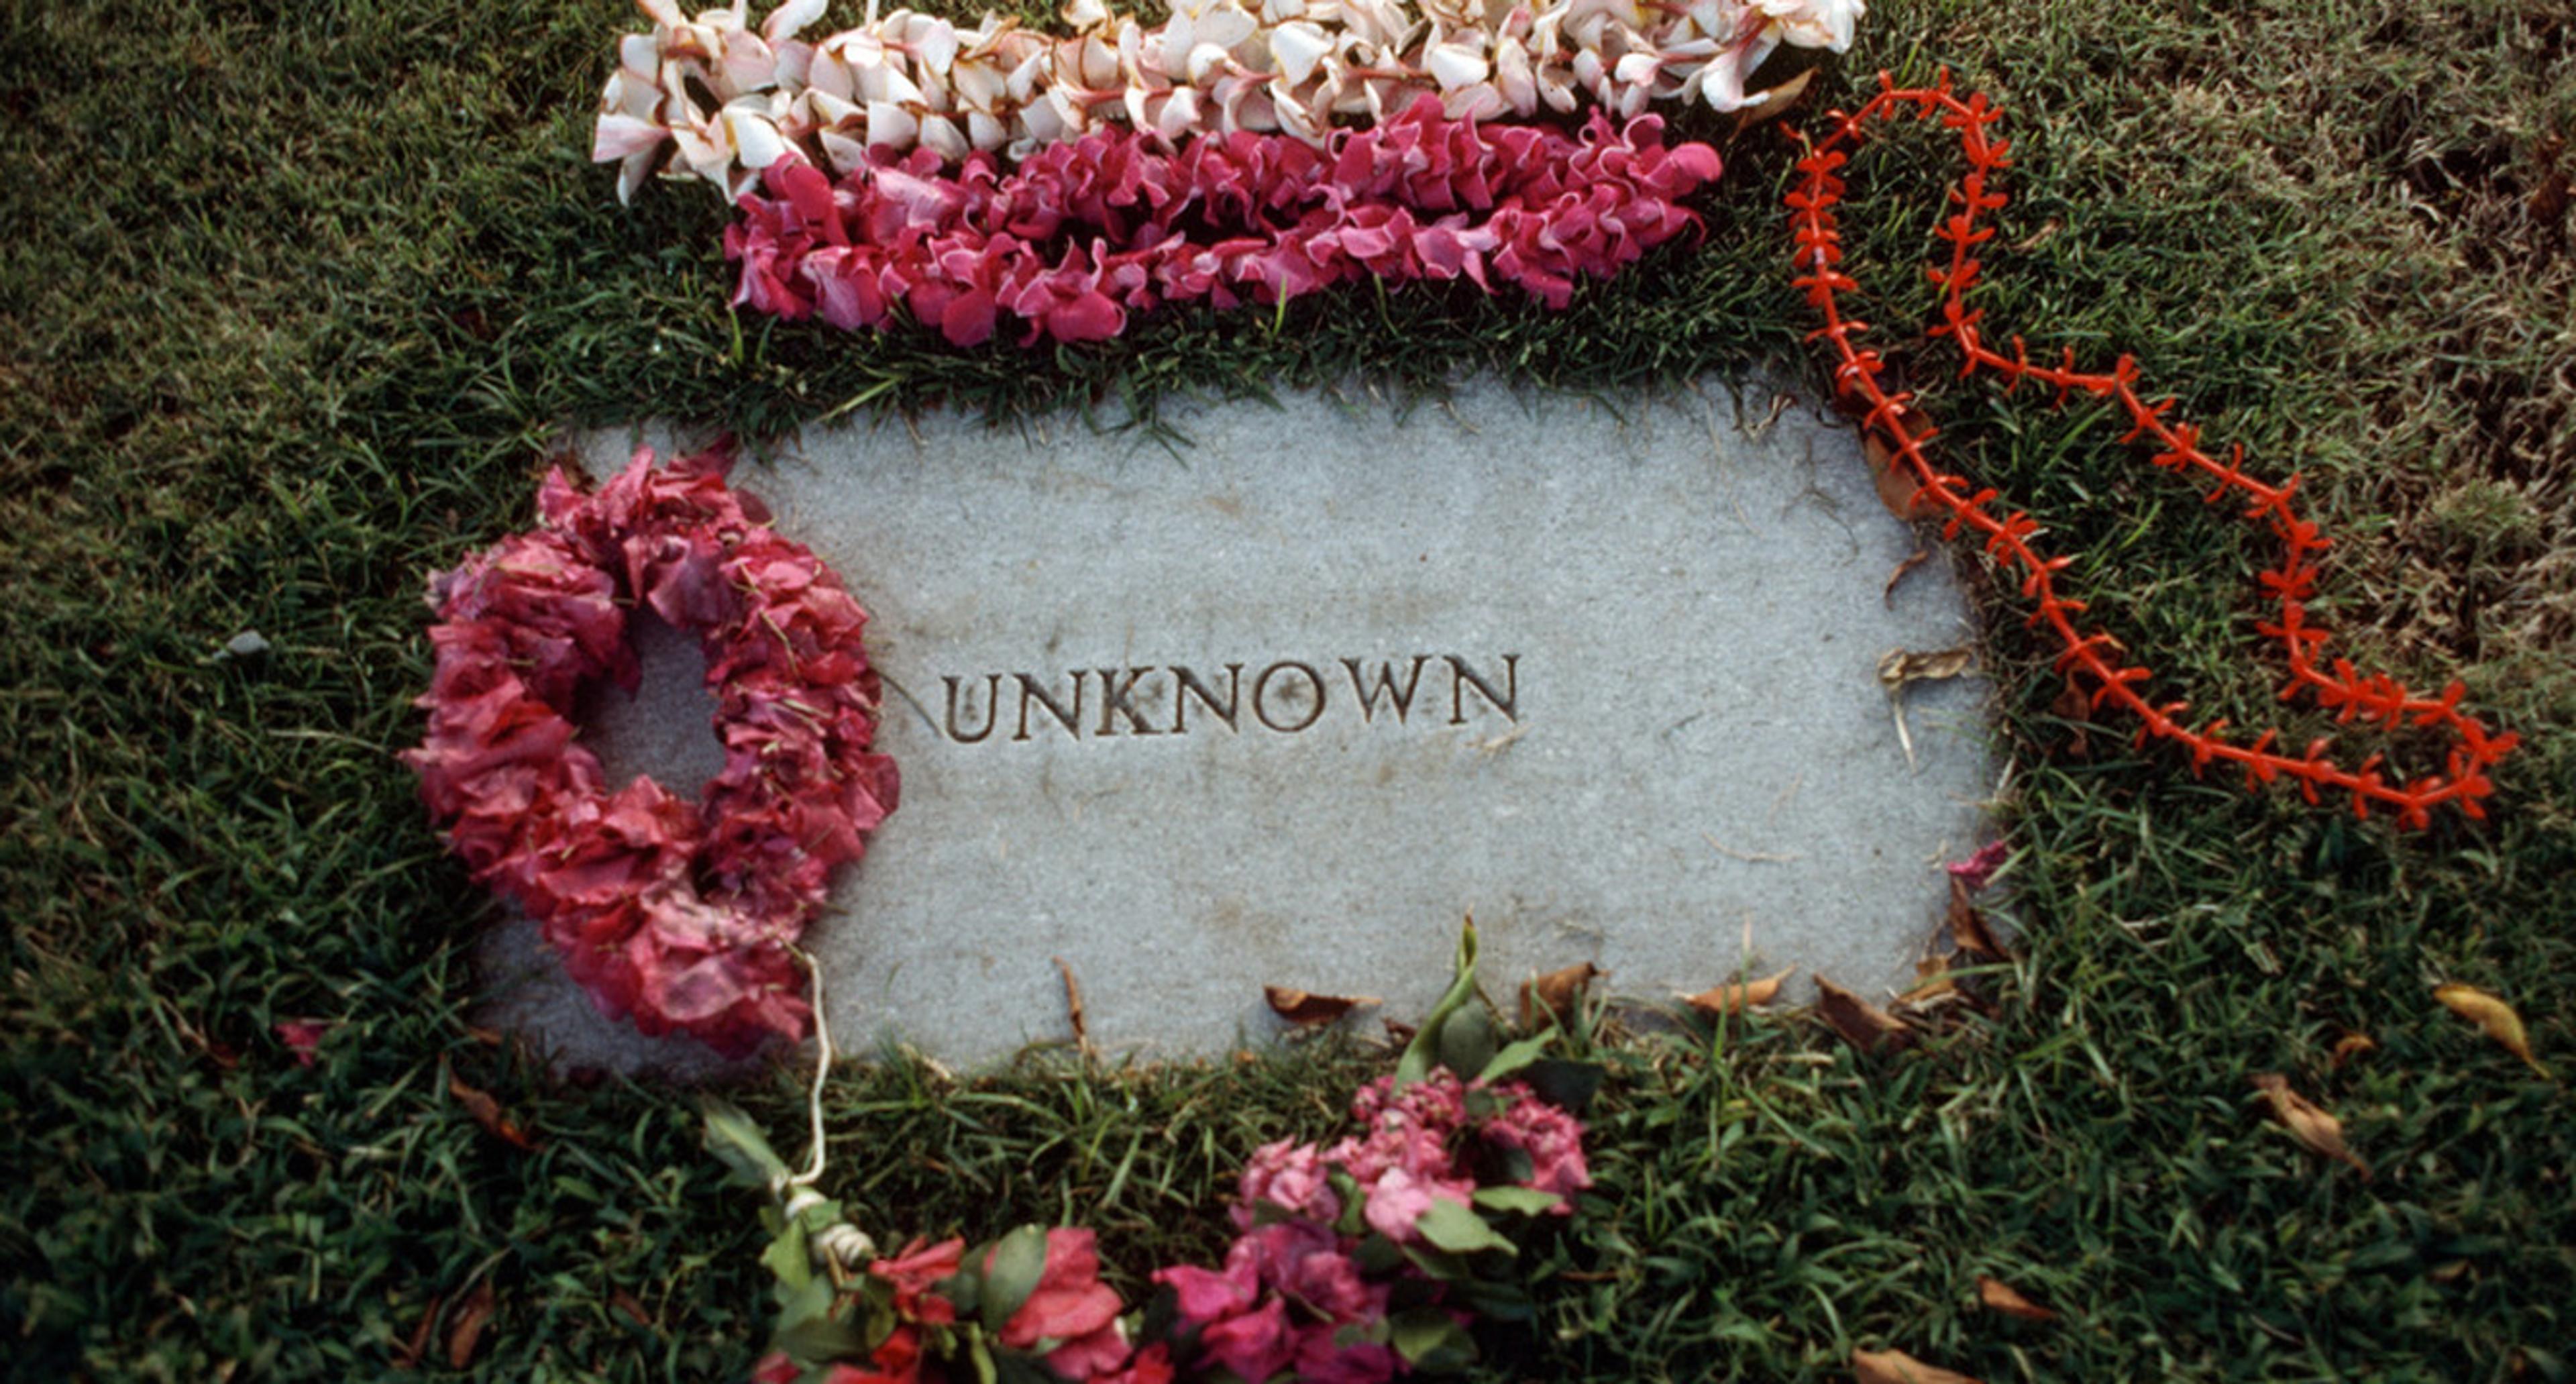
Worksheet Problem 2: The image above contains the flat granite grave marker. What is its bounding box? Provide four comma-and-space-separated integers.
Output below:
480, 376, 1994, 1073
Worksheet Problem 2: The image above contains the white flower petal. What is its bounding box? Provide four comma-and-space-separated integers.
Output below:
1156, 85, 1201, 139
725, 109, 790, 167
617, 148, 661, 205
1185, 41, 1232, 85
919, 113, 970, 160
593, 112, 671, 162
763, 0, 828, 44
865, 98, 920, 148
1195, 4, 1258, 48
1271, 21, 1331, 87
951, 57, 1007, 109
1426, 40, 1489, 92
819, 129, 870, 172
914, 17, 960, 72
721, 32, 780, 92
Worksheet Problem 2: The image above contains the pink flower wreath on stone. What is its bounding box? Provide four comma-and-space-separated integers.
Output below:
405, 443, 898, 1055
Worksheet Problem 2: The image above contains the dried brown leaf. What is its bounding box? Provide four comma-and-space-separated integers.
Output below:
1852, 1346, 1984, 1383
1266, 986, 1379, 1028
449, 1075, 539, 1151
611, 1288, 654, 1330
2433, 983, 2550, 1077
1863, 433, 1928, 521
1815, 975, 1916, 1055
1884, 548, 1931, 607
447, 1278, 496, 1369
1055, 955, 1091, 1053
2049, 680, 2093, 760
1520, 962, 1601, 1030
2251, 1073, 2370, 1179
1975, 1275, 2057, 1322
1946, 877, 2009, 959
2330, 1032, 2377, 1069
392, 1293, 442, 1370
1683, 967, 1791, 1020
1860, 409, 1939, 521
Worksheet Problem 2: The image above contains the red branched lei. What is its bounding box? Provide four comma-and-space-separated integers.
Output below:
1790, 74, 2518, 829
726, 95, 1721, 348
405, 445, 899, 1053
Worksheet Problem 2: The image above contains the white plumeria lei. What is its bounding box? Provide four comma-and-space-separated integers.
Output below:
593, 0, 1863, 203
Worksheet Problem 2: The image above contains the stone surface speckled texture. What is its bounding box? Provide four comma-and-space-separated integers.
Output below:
479, 378, 1994, 1073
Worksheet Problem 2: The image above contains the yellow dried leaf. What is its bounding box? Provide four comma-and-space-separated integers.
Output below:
2251, 1073, 2370, 1179
2329, 1032, 2377, 1069
1815, 975, 1917, 1055
1682, 967, 1791, 1020
1731, 67, 1817, 134
2433, 983, 2550, 1077
1877, 646, 1978, 692
1974, 1275, 2056, 1322
1852, 1346, 1983, 1384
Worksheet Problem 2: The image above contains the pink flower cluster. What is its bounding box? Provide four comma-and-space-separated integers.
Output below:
405, 446, 899, 1054
1152, 1072, 1591, 1383
725, 95, 1719, 348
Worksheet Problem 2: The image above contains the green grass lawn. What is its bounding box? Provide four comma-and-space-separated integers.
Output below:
5, 0, 2572, 1378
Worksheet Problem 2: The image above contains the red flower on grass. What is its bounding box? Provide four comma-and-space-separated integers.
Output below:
1000, 1228, 1128, 1378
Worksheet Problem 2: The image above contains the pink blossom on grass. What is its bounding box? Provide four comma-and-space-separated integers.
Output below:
274, 1020, 330, 1067
723, 97, 1720, 348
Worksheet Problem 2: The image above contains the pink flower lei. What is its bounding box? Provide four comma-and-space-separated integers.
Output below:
405, 443, 898, 1054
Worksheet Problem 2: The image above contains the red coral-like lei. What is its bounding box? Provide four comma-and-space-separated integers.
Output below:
405, 445, 898, 1054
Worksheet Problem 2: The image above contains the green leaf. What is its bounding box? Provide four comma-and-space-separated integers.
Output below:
702, 1097, 792, 1188
1451, 1277, 1535, 1324
1475, 1032, 1552, 1084
761, 1222, 814, 1298
1415, 1200, 1515, 1258
992, 1350, 1061, 1384
1352, 1233, 1405, 1277
966, 1324, 1000, 1384
1387, 1306, 1478, 1371
977, 1224, 1052, 1333
771, 1313, 867, 1365
1436, 1005, 1499, 1081
769, 1277, 863, 1362
1329, 1168, 1368, 1238
1397, 921, 1481, 1090
1523, 1059, 1606, 1115
1470, 1185, 1564, 1216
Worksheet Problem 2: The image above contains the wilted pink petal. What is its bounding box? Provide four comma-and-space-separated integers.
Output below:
1947, 839, 2011, 892
1153, 1263, 1254, 1323
274, 1020, 329, 1067
1197, 1297, 1295, 1384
